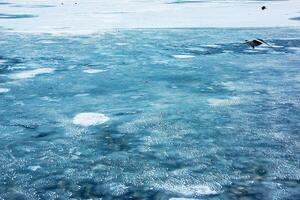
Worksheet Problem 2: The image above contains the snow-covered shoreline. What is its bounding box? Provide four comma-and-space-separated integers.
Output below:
0, 0, 299, 34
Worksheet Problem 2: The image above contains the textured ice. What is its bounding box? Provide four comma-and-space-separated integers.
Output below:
73, 112, 110, 126
0, 28, 300, 199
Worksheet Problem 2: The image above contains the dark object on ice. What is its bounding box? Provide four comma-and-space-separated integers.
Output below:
261, 6, 266, 10
61, 2, 64, 5
245, 39, 271, 49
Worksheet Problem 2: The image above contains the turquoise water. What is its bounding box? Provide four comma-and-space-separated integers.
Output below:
0, 28, 300, 199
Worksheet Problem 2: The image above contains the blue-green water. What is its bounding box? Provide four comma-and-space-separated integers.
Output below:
0, 28, 300, 199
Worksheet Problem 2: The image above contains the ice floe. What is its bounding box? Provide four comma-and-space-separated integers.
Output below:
10, 68, 55, 79
72, 112, 110, 126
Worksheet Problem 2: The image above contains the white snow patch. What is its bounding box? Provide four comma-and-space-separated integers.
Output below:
162, 184, 218, 196
73, 112, 110, 126
28, 166, 41, 171
10, 68, 55, 79
173, 55, 195, 59
0, 88, 10, 93
83, 69, 105, 74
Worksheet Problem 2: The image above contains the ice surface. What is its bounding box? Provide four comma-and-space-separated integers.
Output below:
0, 25, 300, 200
0, 0, 299, 34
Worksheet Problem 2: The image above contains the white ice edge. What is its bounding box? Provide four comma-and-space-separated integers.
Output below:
0, 0, 299, 34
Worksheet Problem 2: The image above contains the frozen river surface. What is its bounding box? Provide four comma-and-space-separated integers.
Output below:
0, 28, 300, 199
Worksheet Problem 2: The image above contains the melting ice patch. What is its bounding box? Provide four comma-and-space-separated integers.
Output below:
173, 55, 195, 59
0, 88, 10, 93
10, 68, 55, 79
28, 166, 41, 171
72, 112, 109, 126
83, 69, 105, 74
207, 96, 242, 107
159, 184, 218, 196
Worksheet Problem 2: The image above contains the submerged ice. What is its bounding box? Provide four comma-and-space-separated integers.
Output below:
0, 28, 300, 199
